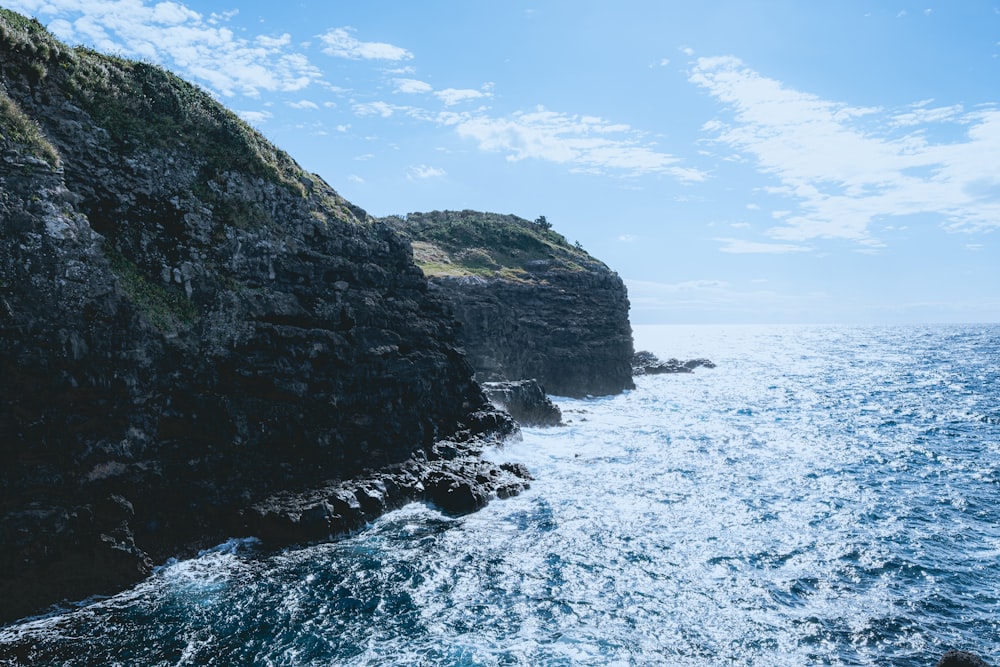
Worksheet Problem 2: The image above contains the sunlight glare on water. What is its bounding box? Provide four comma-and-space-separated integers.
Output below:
2, 324, 999, 666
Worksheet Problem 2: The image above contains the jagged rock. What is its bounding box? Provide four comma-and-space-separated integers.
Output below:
244, 435, 532, 542
0, 11, 522, 624
482, 380, 562, 427
632, 350, 716, 375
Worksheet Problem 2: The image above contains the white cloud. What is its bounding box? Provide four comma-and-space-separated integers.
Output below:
434, 87, 490, 106
4, 0, 321, 97
256, 33, 291, 48
318, 27, 412, 61
890, 100, 963, 127
691, 55, 1000, 242
716, 238, 813, 254
288, 99, 319, 110
237, 109, 273, 124
348, 174, 365, 184
618, 234, 638, 242
353, 101, 399, 117
394, 78, 433, 94
407, 164, 446, 180
454, 106, 705, 180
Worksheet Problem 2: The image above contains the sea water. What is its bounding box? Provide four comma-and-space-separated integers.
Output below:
2, 324, 999, 666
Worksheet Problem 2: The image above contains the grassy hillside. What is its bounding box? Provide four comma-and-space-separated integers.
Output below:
384, 210, 600, 279
0, 8, 313, 198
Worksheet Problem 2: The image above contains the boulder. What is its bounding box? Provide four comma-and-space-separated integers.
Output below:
937, 651, 991, 667
482, 379, 563, 427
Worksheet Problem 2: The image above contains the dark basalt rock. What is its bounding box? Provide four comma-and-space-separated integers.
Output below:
429, 271, 634, 398
387, 211, 636, 399
244, 433, 531, 544
482, 379, 563, 427
632, 350, 716, 375
0, 12, 523, 625
937, 651, 991, 667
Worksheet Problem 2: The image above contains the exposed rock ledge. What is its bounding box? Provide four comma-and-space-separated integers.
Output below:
248, 433, 532, 545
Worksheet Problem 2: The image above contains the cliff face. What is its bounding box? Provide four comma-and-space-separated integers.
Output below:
0, 11, 524, 623
387, 211, 635, 398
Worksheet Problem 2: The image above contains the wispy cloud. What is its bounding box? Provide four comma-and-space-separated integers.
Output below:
394, 78, 433, 94
691, 55, 1000, 243
889, 100, 963, 127
317, 27, 412, 61
287, 99, 319, 110
353, 101, 401, 118
454, 106, 705, 180
407, 164, 446, 180
6, 0, 322, 97
392, 78, 493, 107
716, 238, 812, 254
434, 87, 490, 106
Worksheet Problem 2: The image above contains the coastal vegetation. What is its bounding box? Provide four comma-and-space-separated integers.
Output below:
0, 88, 60, 167
384, 210, 595, 279
0, 7, 308, 198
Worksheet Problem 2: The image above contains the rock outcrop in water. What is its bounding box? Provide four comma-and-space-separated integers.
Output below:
386, 211, 635, 399
482, 380, 563, 427
632, 350, 716, 375
0, 11, 528, 624
937, 651, 992, 667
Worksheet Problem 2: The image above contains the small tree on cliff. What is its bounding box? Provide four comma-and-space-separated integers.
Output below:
533, 215, 552, 230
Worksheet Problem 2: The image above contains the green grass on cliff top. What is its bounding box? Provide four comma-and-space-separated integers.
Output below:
383, 210, 602, 279
0, 8, 309, 197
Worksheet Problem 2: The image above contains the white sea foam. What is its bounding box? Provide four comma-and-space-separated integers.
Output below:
3, 324, 999, 666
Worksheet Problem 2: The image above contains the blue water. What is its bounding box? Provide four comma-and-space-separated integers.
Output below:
2, 324, 1000, 666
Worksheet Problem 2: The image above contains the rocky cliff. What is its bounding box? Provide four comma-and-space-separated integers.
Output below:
0, 11, 527, 624
386, 211, 635, 398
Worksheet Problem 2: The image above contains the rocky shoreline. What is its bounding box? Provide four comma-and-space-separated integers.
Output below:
246, 426, 531, 546
0, 12, 545, 625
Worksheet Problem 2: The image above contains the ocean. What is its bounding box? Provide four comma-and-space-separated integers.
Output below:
2, 324, 999, 666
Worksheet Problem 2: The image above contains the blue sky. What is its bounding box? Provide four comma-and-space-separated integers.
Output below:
7, 1, 1000, 324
